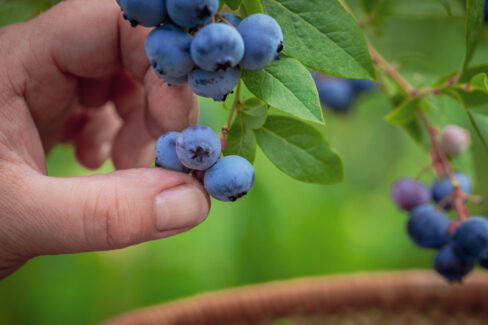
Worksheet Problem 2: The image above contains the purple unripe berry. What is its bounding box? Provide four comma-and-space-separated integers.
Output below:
391, 178, 431, 211
434, 245, 474, 283
176, 125, 221, 171
155, 132, 191, 173
452, 216, 488, 262
441, 125, 471, 157
204, 155, 255, 202
407, 205, 450, 249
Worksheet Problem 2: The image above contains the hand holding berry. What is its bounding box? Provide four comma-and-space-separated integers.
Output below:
0, 0, 210, 279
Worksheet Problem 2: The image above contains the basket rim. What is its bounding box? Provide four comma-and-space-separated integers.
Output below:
102, 270, 488, 325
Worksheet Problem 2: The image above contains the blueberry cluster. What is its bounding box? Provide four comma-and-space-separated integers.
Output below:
312, 73, 376, 113
117, 0, 283, 101
155, 126, 255, 202
390, 125, 487, 282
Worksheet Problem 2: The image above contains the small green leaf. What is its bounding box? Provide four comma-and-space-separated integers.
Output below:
224, 116, 257, 163
261, 0, 375, 80
242, 0, 263, 15
242, 97, 265, 109
242, 57, 324, 123
436, 0, 453, 16
254, 116, 343, 184
385, 98, 421, 125
223, 0, 241, 10
463, 0, 485, 71
443, 73, 488, 107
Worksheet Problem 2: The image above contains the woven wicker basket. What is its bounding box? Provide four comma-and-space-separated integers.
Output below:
103, 270, 488, 325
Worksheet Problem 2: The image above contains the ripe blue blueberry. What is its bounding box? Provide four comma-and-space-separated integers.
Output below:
407, 205, 450, 248
434, 245, 474, 283
237, 14, 283, 70
391, 178, 431, 212
220, 13, 242, 27
432, 173, 472, 209
485, 0, 488, 21
157, 74, 188, 86
349, 79, 377, 94
189, 67, 241, 101
480, 252, 488, 269
204, 155, 255, 202
314, 76, 355, 112
176, 125, 221, 170
166, 0, 219, 28
155, 132, 191, 173
191, 23, 244, 72
452, 217, 488, 262
145, 24, 194, 78
117, 0, 167, 27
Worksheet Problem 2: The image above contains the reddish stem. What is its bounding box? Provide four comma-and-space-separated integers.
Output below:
418, 110, 469, 221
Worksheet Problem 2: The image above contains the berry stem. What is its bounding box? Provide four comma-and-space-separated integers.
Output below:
216, 13, 235, 28
336, 0, 473, 221
222, 80, 241, 137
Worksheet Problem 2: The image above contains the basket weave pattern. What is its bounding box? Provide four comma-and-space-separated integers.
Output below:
103, 271, 488, 325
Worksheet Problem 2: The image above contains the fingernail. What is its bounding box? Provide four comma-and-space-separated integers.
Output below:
154, 185, 208, 232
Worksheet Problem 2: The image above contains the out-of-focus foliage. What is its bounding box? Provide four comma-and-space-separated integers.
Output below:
0, 0, 488, 324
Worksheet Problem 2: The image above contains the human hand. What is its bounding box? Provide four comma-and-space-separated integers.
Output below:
0, 0, 210, 279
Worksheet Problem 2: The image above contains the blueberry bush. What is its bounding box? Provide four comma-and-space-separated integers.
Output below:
2, 0, 488, 323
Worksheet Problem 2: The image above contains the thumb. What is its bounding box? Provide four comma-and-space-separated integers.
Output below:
18, 168, 209, 255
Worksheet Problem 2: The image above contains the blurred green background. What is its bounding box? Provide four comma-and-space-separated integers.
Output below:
1, 0, 488, 324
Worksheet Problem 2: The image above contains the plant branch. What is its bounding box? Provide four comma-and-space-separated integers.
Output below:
222, 81, 242, 136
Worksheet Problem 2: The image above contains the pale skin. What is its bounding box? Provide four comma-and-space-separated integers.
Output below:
0, 0, 210, 279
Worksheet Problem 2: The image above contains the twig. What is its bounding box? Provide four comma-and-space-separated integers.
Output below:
222, 81, 241, 136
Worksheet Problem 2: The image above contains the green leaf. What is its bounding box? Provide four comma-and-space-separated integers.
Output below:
261, 0, 375, 80
443, 73, 488, 107
254, 116, 343, 184
223, 0, 241, 10
385, 98, 421, 125
242, 0, 263, 15
463, 0, 485, 71
403, 117, 429, 148
224, 116, 257, 163
436, 0, 453, 16
241, 105, 268, 129
242, 57, 324, 123
468, 110, 488, 153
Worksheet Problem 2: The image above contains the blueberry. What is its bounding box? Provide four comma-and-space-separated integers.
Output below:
155, 132, 191, 173
441, 125, 471, 157
237, 14, 283, 70
145, 24, 194, 78
485, 0, 488, 21
220, 13, 242, 27
434, 245, 474, 283
407, 205, 450, 249
391, 178, 431, 212
189, 67, 241, 100
452, 217, 488, 262
166, 0, 219, 28
204, 156, 255, 202
176, 125, 221, 170
349, 79, 377, 94
157, 74, 188, 86
191, 23, 244, 72
432, 173, 472, 209
314, 76, 355, 112
118, 0, 167, 27
480, 252, 488, 269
